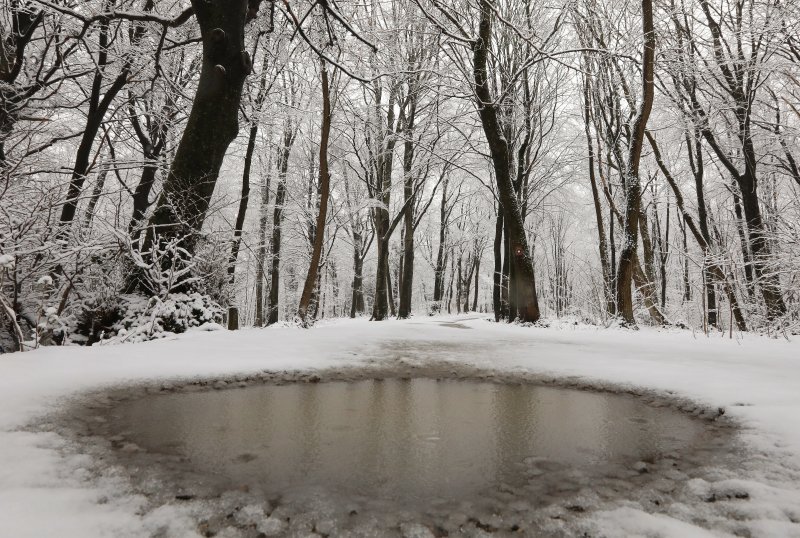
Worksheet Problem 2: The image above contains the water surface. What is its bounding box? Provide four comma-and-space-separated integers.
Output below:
114, 379, 704, 503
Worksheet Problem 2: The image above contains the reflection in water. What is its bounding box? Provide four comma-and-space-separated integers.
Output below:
115, 379, 703, 503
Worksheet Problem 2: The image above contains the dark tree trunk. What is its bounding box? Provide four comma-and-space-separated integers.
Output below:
397, 92, 418, 319
60, 10, 133, 234
648, 133, 747, 331
254, 162, 271, 327
0, 7, 45, 168
492, 207, 504, 321
696, 0, 785, 320
473, 256, 480, 312
298, 62, 332, 325
129, 164, 158, 234
433, 177, 448, 310
456, 256, 463, 314
266, 178, 286, 325
687, 130, 717, 327
472, 0, 540, 323
680, 209, 691, 302
615, 0, 655, 325
386, 254, 397, 317
350, 231, 365, 318
82, 162, 109, 231
266, 123, 295, 325
463, 255, 474, 313
582, 71, 613, 314
372, 219, 390, 320
228, 120, 258, 282
737, 169, 786, 318
731, 186, 755, 298
637, 212, 666, 324
229, 53, 270, 286
131, 1, 262, 293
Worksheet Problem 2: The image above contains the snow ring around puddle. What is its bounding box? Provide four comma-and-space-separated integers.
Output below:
53, 365, 744, 537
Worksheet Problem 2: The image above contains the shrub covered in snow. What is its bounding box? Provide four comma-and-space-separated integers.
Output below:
73, 293, 224, 345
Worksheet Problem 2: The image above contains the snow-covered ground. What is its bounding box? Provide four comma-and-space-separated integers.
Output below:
2, 316, 800, 537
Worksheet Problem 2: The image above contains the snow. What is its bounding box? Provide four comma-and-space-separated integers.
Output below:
1, 315, 800, 537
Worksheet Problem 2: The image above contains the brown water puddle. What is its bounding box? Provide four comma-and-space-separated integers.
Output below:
111, 379, 706, 506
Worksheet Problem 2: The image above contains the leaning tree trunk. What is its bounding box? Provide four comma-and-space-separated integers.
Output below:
228, 119, 258, 282
131, 1, 262, 293
582, 72, 614, 315
229, 52, 270, 286
60, 11, 132, 236
614, 0, 655, 326
647, 132, 747, 331
473, 0, 540, 323
298, 62, 332, 325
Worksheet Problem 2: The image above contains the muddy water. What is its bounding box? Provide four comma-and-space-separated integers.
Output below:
113, 378, 705, 505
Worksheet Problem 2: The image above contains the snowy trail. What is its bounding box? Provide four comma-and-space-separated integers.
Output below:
1, 316, 800, 537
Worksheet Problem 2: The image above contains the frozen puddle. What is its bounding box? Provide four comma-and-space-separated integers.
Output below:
61, 373, 745, 536
110, 379, 707, 505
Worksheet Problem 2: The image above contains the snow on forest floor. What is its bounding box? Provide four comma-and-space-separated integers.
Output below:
2, 315, 800, 537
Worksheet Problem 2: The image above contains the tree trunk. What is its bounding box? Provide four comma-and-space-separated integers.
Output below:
60, 9, 133, 234
82, 161, 109, 231
350, 231, 365, 318
456, 256, 463, 314
254, 158, 272, 327
298, 62, 332, 325
228, 120, 258, 283
582, 72, 613, 314
132, 1, 262, 292
637, 211, 666, 324
648, 133, 747, 331
492, 207, 503, 321
397, 100, 417, 318
386, 253, 397, 317
229, 53, 270, 287
266, 122, 296, 325
129, 163, 158, 235
473, 255, 480, 312
472, 1, 540, 323
615, 0, 655, 326
433, 177, 448, 311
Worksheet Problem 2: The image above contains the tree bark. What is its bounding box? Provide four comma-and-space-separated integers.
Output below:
350, 230, 365, 317
397, 90, 418, 319
370, 84, 400, 321
492, 206, 503, 321
131, 0, 263, 293
253, 155, 272, 327
60, 7, 133, 234
615, 0, 656, 325
229, 52, 270, 286
472, 0, 540, 323
647, 132, 747, 331
433, 177, 448, 311
582, 71, 613, 314
298, 62, 332, 325
266, 121, 296, 325
473, 255, 480, 312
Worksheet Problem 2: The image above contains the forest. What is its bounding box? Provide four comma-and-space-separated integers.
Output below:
2, 0, 799, 350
